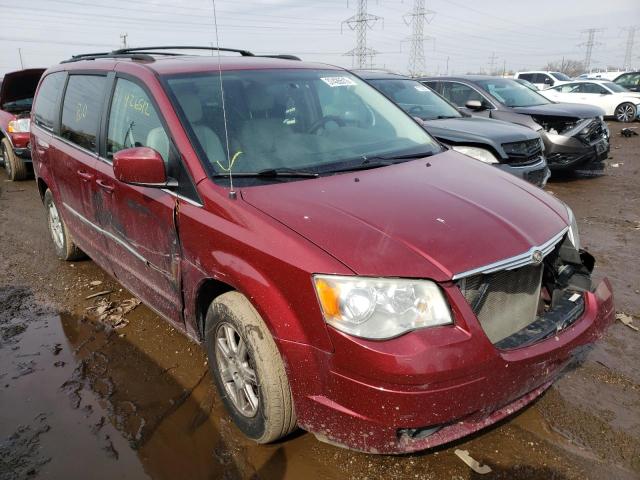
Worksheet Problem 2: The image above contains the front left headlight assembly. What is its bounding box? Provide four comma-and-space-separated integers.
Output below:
451, 145, 499, 164
313, 275, 453, 340
7, 118, 30, 133
566, 205, 581, 251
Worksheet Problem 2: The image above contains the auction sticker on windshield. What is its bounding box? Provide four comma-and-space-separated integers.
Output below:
321, 76, 357, 87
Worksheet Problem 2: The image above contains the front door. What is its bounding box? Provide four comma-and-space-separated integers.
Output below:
92, 76, 182, 327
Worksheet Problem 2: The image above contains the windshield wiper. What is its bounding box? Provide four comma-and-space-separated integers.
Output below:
436, 115, 459, 119
213, 167, 319, 178
327, 151, 435, 173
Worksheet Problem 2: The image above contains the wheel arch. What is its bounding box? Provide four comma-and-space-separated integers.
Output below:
194, 278, 235, 340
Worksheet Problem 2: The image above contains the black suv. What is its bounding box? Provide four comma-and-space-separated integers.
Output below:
357, 71, 549, 186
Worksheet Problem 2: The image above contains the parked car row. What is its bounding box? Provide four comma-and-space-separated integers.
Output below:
1, 46, 615, 455
421, 76, 610, 172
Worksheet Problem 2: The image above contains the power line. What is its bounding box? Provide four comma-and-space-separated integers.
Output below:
623, 26, 638, 69
579, 28, 604, 71
403, 0, 435, 77
342, 0, 383, 68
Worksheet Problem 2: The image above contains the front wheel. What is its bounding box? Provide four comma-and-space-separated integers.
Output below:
1, 138, 28, 181
204, 291, 297, 443
614, 102, 637, 123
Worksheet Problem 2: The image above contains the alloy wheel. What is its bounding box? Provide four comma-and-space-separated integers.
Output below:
616, 104, 635, 122
47, 199, 64, 250
214, 322, 260, 418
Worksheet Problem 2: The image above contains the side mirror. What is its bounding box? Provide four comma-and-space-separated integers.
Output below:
465, 100, 485, 111
113, 147, 174, 188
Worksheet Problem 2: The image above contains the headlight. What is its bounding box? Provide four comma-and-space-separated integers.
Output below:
313, 275, 453, 340
7, 118, 30, 133
451, 145, 499, 164
566, 206, 580, 250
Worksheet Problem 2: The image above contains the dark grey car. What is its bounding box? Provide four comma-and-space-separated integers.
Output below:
356, 71, 550, 187
421, 76, 610, 172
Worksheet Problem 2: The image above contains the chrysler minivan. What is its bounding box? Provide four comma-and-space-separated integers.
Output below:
30, 47, 614, 454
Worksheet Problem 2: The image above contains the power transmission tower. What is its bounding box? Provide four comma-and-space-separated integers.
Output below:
488, 51, 498, 75
342, 0, 383, 69
623, 26, 638, 69
403, 0, 435, 77
120, 33, 128, 49
579, 28, 604, 71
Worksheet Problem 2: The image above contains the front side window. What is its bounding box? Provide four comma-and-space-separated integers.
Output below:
440, 82, 485, 107
576, 83, 607, 94
164, 69, 440, 178
33, 72, 66, 130
61, 75, 106, 151
615, 73, 640, 87
476, 78, 550, 107
368, 79, 461, 120
107, 78, 169, 163
551, 72, 571, 81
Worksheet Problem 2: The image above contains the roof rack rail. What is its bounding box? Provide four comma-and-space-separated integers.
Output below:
112, 46, 255, 56
61, 46, 302, 64
61, 52, 155, 64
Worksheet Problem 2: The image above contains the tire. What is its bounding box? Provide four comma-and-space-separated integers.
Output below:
614, 102, 637, 123
43, 189, 85, 261
2, 138, 28, 181
204, 291, 297, 443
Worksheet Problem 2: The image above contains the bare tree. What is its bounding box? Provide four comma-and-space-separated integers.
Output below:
542, 59, 585, 77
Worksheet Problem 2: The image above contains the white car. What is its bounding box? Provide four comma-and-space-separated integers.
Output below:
514, 71, 572, 90
539, 80, 640, 122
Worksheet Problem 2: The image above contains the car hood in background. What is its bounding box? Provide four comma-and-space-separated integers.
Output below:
423, 116, 539, 146
0, 68, 45, 106
512, 102, 605, 118
241, 151, 568, 281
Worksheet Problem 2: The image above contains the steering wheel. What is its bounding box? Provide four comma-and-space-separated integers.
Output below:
409, 105, 425, 115
308, 115, 346, 134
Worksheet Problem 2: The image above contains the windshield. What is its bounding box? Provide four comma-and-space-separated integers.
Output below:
603, 81, 629, 93
367, 78, 461, 120
551, 72, 571, 81
164, 69, 440, 179
476, 78, 551, 107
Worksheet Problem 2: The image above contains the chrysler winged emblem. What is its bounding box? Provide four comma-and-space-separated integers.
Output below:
531, 250, 544, 265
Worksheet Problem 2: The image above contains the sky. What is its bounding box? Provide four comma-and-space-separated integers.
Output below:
0, 0, 638, 77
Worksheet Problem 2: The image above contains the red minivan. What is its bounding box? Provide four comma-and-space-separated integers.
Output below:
30, 47, 615, 454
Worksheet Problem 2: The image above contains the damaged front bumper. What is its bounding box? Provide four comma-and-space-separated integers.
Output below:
538, 118, 609, 171
280, 244, 615, 454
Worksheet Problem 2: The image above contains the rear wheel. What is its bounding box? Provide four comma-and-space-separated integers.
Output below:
44, 189, 85, 261
1, 138, 28, 181
204, 291, 297, 443
614, 102, 636, 123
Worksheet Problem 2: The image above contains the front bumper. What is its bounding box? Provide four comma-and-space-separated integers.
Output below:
496, 159, 550, 187
542, 123, 610, 171
282, 277, 614, 454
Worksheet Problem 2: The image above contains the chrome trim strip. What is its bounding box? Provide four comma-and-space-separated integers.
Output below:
452, 227, 569, 280
63, 202, 148, 265
161, 189, 203, 207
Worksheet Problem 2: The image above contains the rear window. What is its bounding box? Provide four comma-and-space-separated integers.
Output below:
61, 75, 106, 152
33, 72, 66, 130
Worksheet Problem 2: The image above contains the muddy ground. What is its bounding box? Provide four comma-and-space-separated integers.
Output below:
1, 121, 639, 480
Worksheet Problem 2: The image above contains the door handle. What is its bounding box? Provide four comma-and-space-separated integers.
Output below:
96, 179, 116, 193
77, 170, 94, 181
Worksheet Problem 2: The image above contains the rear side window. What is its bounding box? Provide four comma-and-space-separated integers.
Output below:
33, 72, 65, 130
518, 73, 534, 82
106, 78, 169, 163
61, 75, 106, 152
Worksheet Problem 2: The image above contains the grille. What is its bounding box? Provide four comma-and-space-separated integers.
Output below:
502, 139, 543, 166
459, 264, 543, 345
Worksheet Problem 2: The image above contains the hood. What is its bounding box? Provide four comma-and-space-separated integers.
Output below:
513, 102, 605, 119
241, 151, 568, 281
0, 68, 45, 107
423, 116, 539, 148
